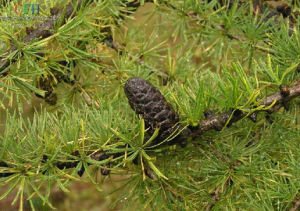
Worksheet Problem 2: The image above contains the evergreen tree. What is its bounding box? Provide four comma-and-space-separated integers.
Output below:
0, 0, 299, 210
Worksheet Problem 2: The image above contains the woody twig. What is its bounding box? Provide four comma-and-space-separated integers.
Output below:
191, 81, 300, 136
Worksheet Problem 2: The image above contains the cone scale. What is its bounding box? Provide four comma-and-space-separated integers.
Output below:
124, 77, 180, 145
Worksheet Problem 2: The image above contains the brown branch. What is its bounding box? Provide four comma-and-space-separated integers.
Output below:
1, 81, 299, 180
32, 0, 152, 106
0, 0, 84, 75
0, 0, 102, 106
192, 81, 300, 136
164, 1, 297, 54
0, 0, 149, 75
0, 149, 115, 178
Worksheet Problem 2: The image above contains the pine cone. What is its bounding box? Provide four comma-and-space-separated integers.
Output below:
124, 77, 180, 145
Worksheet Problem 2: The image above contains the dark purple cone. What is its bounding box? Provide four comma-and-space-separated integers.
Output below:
124, 77, 180, 145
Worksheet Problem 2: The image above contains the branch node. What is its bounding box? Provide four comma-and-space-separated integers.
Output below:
248, 112, 257, 122
280, 84, 290, 97
280, 84, 290, 110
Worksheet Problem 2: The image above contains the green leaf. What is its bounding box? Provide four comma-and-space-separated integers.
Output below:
0, 176, 20, 200
139, 116, 145, 146
280, 63, 299, 83
147, 160, 168, 180
12, 76, 46, 97
143, 128, 160, 148
27, 179, 55, 210
0, 81, 18, 91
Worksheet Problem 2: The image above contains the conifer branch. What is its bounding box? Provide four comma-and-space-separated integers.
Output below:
0, 0, 149, 76
0, 0, 85, 74
0, 150, 115, 178
0, 2, 299, 209
163, 0, 298, 53
1, 69, 298, 182
191, 81, 300, 136
124, 77, 300, 144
